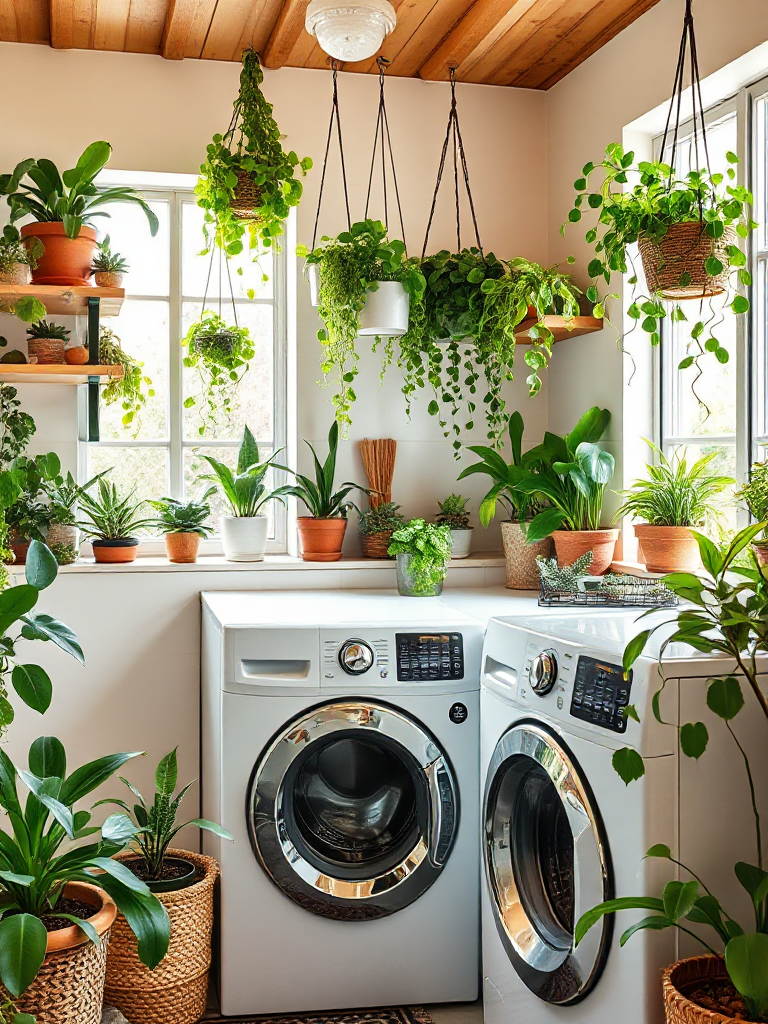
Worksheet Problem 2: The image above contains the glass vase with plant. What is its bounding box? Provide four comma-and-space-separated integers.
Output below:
196, 49, 312, 261
91, 234, 128, 287
150, 496, 212, 564
182, 311, 255, 435
577, 524, 768, 1023
98, 325, 154, 433
436, 494, 473, 559
358, 501, 405, 559
282, 421, 370, 562
0, 225, 43, 285
388, 518, 453, 597
736, 461, 768, 566
616, 442, 733, 573
78, 477, 156, 564
0, 736, 170, 1020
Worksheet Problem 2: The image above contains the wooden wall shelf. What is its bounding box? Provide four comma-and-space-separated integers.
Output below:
0, 364, 124, 386
0, 284, 124, 317
514, 315, 604, 343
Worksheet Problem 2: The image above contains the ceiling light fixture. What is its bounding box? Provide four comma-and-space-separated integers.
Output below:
305, 0, 396, 63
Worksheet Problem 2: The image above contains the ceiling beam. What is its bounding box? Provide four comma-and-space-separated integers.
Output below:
49, 0, 75, 47
262, 0, 309, 69
94, 0, 131, 51
418, 0, 537, 81
162, 0, 217, 59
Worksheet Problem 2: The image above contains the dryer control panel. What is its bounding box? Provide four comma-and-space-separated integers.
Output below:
570, 655, 632, 734
396, 633, 464, 681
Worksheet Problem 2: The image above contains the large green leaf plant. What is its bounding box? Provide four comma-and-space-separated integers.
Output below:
577, 526, 768, 1021
200, 425, 292, 518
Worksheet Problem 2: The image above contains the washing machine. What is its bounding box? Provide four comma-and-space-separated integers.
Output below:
479, 612, 768, 1024
201, 590, 485, 1016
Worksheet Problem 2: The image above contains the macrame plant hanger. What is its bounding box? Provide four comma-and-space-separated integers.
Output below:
312, 60, 352, 251
364, 57, 407, 243
202, 240, 239, 336
422, 66, 484, 260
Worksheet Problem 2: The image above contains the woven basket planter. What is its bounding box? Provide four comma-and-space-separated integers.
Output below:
104, 849, 219, 1024
230, 172, 263, 221
663, 956, 751, 1023
192, 332, 236, 357
12, 882, 116, 1024
28, 337, 67, 364
639, 222, 736, 300
361, 530, 394, 558
501, 521, 552, 590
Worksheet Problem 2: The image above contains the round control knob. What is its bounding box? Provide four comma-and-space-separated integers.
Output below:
338, 640, 374, 675
529, 650, 558, 696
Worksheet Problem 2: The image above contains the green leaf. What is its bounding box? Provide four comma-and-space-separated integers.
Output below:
735, 862, 768, 904
663, 879, 699, 921
705, 255, 724, 277
0, 870, 33, 886
100, 812, 142, 846
24, 540, 58, 590
155, 747, 178, 798
0, 913, 47, 997
49, 913, 100, 948
20, 613, 84, 664
680, 722, 708, 759
575, 896, 664, 945
623, 629, 651, 676
183, 818, 234, 840
725, 933, 768, 1020
96, 879, 170, 969
707, 676, 745, 721
732, 294, 750, 315
61, 750, 143, 805
646, 844, 673, 859
12, 664, 52, 714
678, 356, 695, 370
28, 735, 66, 782
620, 915, 674, 945
612, 747, 645, 784
0, 586, 39, 635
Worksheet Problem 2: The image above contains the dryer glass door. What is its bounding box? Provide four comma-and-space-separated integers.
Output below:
248, 701, 458, 919
484, 723, 613, 1004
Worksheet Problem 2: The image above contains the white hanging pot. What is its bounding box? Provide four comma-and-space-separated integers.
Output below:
220, 515, 268, 561
358, 281, 409, 337
305, 262, 321, 307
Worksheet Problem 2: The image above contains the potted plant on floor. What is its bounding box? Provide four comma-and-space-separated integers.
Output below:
436, 494, 473, 559
78, 478, 156, 563
283, 421, 370, 561
576, 523, 768, 1024
388, 518, 452, 597
0, 224, 43, 285
616, 442, 732, 572
91, 235, 128, 288
26, 319, 70, 365
100, 747, 232, 1024
736, 460, 768, 567
0, 737, 169, 1024
2, 141, 158, 286
99, 325, 154, 432
150, 497, 212, 564
182, 311, 255, 435
459, 410, 553, 589
358, 500, 405, 558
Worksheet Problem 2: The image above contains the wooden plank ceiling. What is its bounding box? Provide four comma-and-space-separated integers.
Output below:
0, 0, 662, 88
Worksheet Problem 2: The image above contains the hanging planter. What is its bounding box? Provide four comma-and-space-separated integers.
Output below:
358, 279, 410, 336
638, 221, 737, 299
229, 171, 264, 222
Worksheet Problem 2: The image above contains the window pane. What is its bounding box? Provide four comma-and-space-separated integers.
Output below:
184, 447, 277, 537
99, 300, 169, 440
668, 442, 738, 535
99, 199, 170, 296
754, 259, 768, 449
85, 446, 170, 514
181, 300, 274, 442
181, 201, 273, 300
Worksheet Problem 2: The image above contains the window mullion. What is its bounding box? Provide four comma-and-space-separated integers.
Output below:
168, 192, 184, 498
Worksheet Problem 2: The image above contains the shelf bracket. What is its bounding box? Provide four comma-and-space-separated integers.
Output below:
86, 295, 100, 443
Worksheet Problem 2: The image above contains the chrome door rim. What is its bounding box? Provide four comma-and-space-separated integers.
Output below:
248, 700, 459, 919
483, 722, 613, 1004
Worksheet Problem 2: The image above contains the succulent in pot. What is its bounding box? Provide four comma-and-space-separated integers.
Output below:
91, 234, 128, 287
388, 518, 452, 597
616, 442, 732, 573
150, 496, 212, 564
26, 319, 70, 365
77, 477, 156, 563
1, 141, 158, 286
436, 493, 473, 559
358, 500, 405, 559
282, 420, 370, 562
736, 461, 768, 566
200, 425, 292, 562
0, 224, 43, 285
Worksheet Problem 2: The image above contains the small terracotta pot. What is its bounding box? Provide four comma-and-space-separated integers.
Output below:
9, 531, 30, 564
297, 517, 347, 561
94, 271, 124, 288
361, 530, 394, 558
635, 524, 701, 573
165, 532, 200, 564
662, 955, 736, 1023
21, 222, 97, 287
28, 337, 67, 364
65, 345, 90, 365
501, 521, 552, 590
552, 528, 620, 576
0, 262, 31, 285
92, 538, 140, 563
752, 540, 768, 568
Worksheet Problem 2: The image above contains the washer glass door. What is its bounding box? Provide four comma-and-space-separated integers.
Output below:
484, 723, 613, 1004
249, 701, 458, 919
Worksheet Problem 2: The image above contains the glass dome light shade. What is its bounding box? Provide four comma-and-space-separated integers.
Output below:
305, 0, 396, 63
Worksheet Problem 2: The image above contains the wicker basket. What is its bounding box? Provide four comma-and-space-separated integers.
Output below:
230, 172, 263, 221
28, 337, 67, 364
104, 849, 219, 1024
663, 956, 746, 1023
639, 222, 737, 300
361, 530, 394, 559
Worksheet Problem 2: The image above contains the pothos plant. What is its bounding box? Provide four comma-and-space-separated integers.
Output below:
298, 219, 426, 429
196, 49, 312, 260
181, 311, 255, 436
565, 144, 755, 384
99, 326, 154, 433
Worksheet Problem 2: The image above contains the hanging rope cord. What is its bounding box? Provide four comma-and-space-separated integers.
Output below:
364, 57, 407, 246
311, 62, 352, 252
421, 67, 484, 259
202, 232, 239, 328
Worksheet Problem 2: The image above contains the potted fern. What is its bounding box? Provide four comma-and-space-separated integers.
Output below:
150, 496, 212, 564
436, 494, 473, 558
388, 518, 452, 597
358, 500, 404, 558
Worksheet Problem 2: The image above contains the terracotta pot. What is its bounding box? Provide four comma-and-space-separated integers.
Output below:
662, 955, 740, 1023
0, 262, 31, 285
65, 345, 90, 365
28, 337, 67, 365
552, 528, 620, 575
752, 540, 768, 567
297, 517, 347, 561
635, 524, 701, 573
361, 530, 394, 558
21, 222, 97, 287
93, 270, 124, 288
13, 881, 116, 1024
9, 531, 30, 564
165, 532, 201, 564
92, 538, 140, 563
501, 521, 552, 590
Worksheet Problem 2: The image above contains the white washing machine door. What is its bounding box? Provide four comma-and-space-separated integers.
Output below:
248, 700, 458, 920
483, 721, 613, 1004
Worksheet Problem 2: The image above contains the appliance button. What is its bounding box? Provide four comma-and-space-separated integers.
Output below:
529, 650, 558, 696
338, 640, 375, 675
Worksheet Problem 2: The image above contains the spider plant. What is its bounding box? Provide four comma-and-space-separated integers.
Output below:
77, 478, 156, 541
282, 421, 369, 518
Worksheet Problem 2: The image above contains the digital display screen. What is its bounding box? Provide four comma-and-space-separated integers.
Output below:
570, 655, 632, 733
395, 633, 464, 681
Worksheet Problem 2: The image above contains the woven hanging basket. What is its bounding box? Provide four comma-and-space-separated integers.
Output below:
662, 956, 755, 1024
638, 222, 737, 300
361, 530, 395, 559
192, 331, 236, 357
104, 849, 219, 1024
230, 172, 263, 221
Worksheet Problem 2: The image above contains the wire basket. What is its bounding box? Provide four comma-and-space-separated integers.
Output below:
539, 574, 678, 608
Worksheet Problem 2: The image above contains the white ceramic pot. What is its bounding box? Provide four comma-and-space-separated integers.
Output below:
306, 263, 320, 307
450, 528, 473, 559
220, 515, 268, 561
358, 281, 410, 337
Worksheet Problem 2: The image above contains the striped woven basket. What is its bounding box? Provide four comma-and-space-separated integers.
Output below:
361, 530, 395, 559
230, 172, 263, 221
638, 222, 736, 300
663, 956, 747, 1023
104, 849, 220, 1024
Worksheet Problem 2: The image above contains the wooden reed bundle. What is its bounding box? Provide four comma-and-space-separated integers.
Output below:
358, 438, 397, 508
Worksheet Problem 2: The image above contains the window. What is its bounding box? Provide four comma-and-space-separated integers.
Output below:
81, 176, 288, 550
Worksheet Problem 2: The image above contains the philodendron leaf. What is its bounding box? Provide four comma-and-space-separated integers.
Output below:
725, 933, 768, 1020
646, 844, 673, 860
680, 722, 708, 759
24, 540, 58, 591
612, 747, 645, 784
623, 629, 651, 677
662, 879, 699, 922
28, 735, 66, 780
707, 676, 745, 721
12, 664, 52, 714
0, 913, 47, 997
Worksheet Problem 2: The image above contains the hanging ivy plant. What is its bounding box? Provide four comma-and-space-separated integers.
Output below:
99, 325, 154, 433
196, 49, 312, 261
182, 310, 255, 436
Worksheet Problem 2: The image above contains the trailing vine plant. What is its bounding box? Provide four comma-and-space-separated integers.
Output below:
99, 325, 154, 433
182, 310, 255, 436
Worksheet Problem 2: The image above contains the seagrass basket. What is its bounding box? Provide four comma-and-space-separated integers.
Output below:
230, 172, 263, 221
639, 222, 736, 300
663, 956, 747, 1023
361, 530, 394, 559
104, 849, 219, 1024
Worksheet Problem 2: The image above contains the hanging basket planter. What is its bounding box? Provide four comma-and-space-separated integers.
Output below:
229, 172, 263, 222
192, 330, 237, 357
638, 222, 737, 300
358, 280, 410, 337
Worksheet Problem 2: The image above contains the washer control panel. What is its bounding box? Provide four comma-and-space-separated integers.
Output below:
396, 633, 464, 681
570, 655, 632, 733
